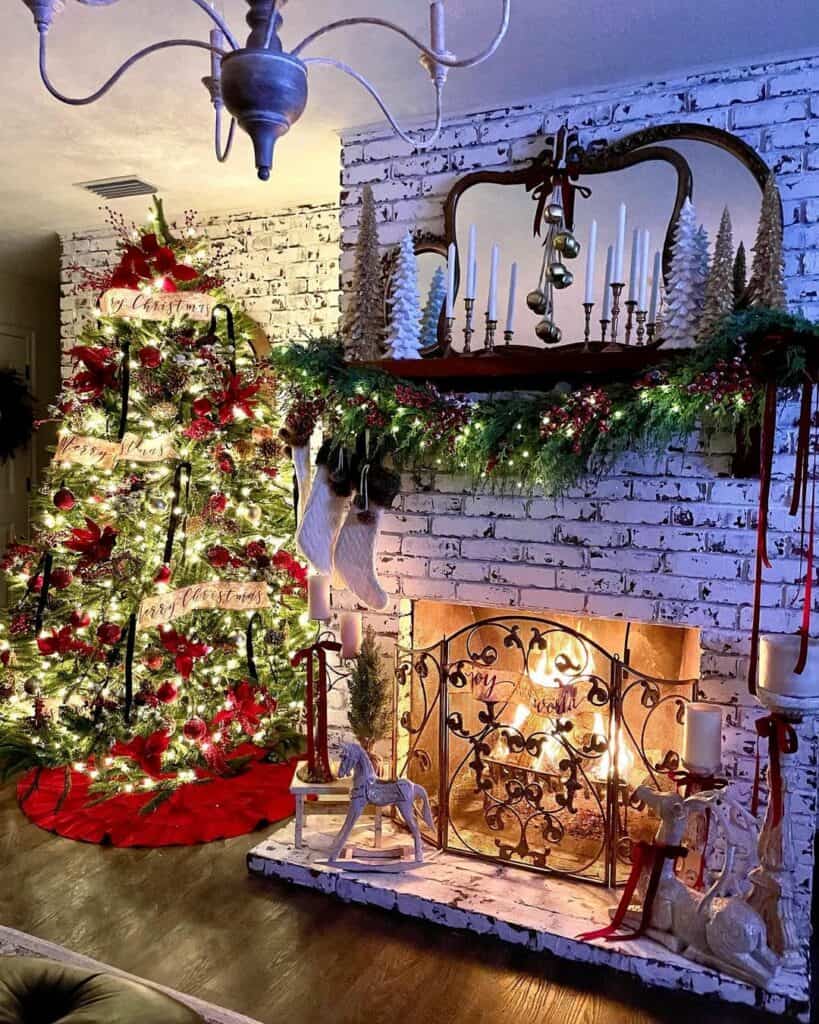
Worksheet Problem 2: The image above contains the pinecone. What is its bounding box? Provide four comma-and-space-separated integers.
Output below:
163, 365, 190, 396
186, 515, 205, 537
153, 402, 177, 422
133, 368, 164, 400
259, 436, 284, 462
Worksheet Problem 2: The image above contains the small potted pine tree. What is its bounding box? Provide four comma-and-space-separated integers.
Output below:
347, 625, 391, 772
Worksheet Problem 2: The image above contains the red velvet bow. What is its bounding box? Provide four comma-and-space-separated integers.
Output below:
159, 627, 211, 679
37, 624, 94, 658
212, 681, 276, 736
111, 728, 171, 778
66, 345, 118, 401
752, 713, 798, 827
64, 518, 118, 568
213, 373, 260, 426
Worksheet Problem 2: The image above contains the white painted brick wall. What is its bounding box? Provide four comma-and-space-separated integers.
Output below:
59, 204, 341, 365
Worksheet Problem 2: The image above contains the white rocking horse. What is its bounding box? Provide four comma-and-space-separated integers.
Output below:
327, 742, 434, 871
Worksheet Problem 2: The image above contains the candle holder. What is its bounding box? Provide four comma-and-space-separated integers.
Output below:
635, 309, 647, 346
646, 321, 657, 343
444, 316, 455, 355
624, 299, 637, 345
599, 318, 610, 345
582, 301, 594, 351
608, 282, 626, 346
503, 329, 514, 347
462, 297, 476, 354
484, 316, 498, 353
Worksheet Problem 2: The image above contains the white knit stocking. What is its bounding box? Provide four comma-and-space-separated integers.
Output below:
333, 507, 388, 610
296, 465, 350, 575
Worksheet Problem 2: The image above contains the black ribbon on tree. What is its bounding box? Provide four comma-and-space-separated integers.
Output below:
210, 304, 238, 375
123, 612, 138, 724
246, 611, 261, 681
163, 461, 193, 565
117, 339, 131, 442
33, 551, 54, 635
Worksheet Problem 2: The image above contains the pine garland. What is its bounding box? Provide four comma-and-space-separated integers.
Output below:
271, 308, 818, 495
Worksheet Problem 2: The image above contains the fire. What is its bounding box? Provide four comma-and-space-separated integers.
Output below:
592, 712, 634, 782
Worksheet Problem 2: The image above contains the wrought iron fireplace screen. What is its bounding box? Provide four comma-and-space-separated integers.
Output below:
394, 614, 698, 886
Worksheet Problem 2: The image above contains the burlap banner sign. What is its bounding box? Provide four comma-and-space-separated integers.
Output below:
56, 432, 178, 469
137, 581, 270, 631
99, 288, 215, 323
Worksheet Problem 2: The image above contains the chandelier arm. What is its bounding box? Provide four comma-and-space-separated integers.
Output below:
303, 57, 443, 150
262, 0, 283, 50
214, 108, 237, 163
38, 32, 225, 106
186, 0, 240, 50
292, 1, 510, 67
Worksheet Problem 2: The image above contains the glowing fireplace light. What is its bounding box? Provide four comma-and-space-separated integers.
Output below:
592, 712, 634, 783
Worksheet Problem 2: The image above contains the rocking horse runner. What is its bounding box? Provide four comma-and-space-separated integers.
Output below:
328, 742, 434, 869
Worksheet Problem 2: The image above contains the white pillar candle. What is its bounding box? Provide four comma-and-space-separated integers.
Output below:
639, 230, 651, 311
340, 611, 363, 660
627, 228, 640, 302
487, 244, 500, 321
583, 219, 597, 304
613, 203, 627, 282
683, 703, 723, 774
759, 634, 819, 697
505, 261, 518, 333
649, 251, 662, 322
446, 242, 456, 318
466, 224, 477, 299
601, 245, 614, 320
308, 574, 331, 621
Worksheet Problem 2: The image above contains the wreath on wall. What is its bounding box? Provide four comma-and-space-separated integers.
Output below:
0, 369, 35, 463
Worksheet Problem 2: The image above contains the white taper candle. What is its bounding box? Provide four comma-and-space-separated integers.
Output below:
584, 219, 598, 304
446, 242, 456, 319
614, 203, 627, 282
649, 251, 662, 323
639, 230, 651, 311
466, 225, 477, 299
601, 245, 614, 320
627, 228, 640, 302
488, 244, 500, 321
505, 261, 518, 333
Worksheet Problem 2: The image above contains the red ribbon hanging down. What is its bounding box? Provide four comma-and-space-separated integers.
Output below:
748, 382, 778, 696
578, 840, 686, 942
671, 772, 727, 891
751, 713, 799, 827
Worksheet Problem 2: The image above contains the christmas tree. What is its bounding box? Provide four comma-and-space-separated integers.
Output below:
0, 202, 311, 805
698, 207, 734, 341
661, 198, 708, 350
342, 185, 385, 361
733, 241, 747, 309
749, 175, 787, 309
419, 265, 447, 349
385, 232, 422, 359
347, 625, 390, 759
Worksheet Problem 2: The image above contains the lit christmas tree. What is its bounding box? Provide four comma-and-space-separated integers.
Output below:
661, 198, 708, 350
419, 265, 447, 349
385, 232, 422, 359
698, 207, 734, 341
0, 202, 310, 814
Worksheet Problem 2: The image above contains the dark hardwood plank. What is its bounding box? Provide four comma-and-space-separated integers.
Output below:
0, 783, 777, 1024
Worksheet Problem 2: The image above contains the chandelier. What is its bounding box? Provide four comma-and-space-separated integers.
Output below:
22, 0, 511, 181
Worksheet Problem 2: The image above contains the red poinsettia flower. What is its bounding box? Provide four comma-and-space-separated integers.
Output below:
184, 418, 217, 442
213, 373, 260, 426
64, 518, 118, 568
192, 397, 213, 418
273, 549, 308, 589
158, 627, 211, 679
205, 493, 228, 517
66, 346, 118, 401
69, 609, 91, 629
111, 728, 170, 778
37, 625, 94, 658
109, 235, 200, 293
212, 680, 276, 736
207, 545, 231, 569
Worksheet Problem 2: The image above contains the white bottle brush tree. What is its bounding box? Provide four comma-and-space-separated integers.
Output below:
698, 207, 734, 341
661, 197, 709, 349
342, 185, 386, 361
419, 265, 447, 349
386, 231, 422, 360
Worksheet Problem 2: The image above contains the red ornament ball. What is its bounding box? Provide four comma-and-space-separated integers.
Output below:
183, 717, 208, 742
154, 564, 172, 584
50, 568, 73, 590
156, 681, 179, 704
144, 651, 164, 672
97, 622, 122, 646
207, 545, 231, 569
70, 609, 91, 629
138, 346, 163, 369
192, 397, 213, 418
54, 487, 76, 511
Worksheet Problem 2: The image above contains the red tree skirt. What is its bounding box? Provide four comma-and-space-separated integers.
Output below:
17, 746, 296, 847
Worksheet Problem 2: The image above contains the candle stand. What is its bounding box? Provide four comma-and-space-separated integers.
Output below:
624, 299, 637, 344
582, 302, 594, 350
462, 297, 476, 354
746, 685, 819, 968
484, 316, 498, 353
606, 282, 626, 348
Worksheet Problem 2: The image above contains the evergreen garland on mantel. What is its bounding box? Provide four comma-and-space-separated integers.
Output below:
270, 309, 819, 495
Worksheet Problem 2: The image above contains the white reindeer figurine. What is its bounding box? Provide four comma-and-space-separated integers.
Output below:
328, 742, 434, 870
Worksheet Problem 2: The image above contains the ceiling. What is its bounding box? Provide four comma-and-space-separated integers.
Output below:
4, 0, 818, 281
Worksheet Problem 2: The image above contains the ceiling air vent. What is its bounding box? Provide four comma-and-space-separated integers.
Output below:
75, 176, 158, 201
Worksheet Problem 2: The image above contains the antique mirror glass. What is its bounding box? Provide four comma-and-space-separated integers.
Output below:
452, 137, 765, 349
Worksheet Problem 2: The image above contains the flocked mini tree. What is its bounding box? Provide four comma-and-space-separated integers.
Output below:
385, 231, 422, 360
698, 207, 734, 341
749, 175, 787, 309
0, 202, 311, 802
419, 265, 447, 350
661, 198, 709, 349
342, 185, 385, 361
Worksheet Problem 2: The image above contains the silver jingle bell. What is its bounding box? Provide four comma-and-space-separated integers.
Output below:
526, 289, 548, 315
535, 318, 563, 345
548, 262, 574, 290
553, 231, 581, 259
545, 202, 564, 224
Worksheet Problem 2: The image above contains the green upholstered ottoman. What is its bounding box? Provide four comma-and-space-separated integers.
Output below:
0, 957, 203, 1024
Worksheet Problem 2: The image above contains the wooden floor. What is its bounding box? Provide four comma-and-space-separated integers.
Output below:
0, 783, 802, 1024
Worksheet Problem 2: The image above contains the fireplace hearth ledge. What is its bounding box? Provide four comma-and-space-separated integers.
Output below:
247, 817, 810, 1020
